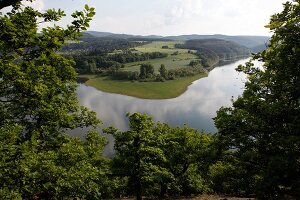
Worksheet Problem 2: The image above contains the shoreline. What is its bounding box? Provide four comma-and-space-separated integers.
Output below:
78, 57, 249, 99
83, 73, 207, 99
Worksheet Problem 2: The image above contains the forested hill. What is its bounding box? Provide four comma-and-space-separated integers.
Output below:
165, 34, 269, 51
86, 31, 269, 52
176, 39, 250, 68
184, 39, 250, 60
62, 34, 251, 72
62, 33, 142, 52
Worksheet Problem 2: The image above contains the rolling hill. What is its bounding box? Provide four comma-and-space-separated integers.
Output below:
85, 31, 269, 52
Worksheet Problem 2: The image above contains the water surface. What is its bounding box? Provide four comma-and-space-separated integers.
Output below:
77, 58, 251, 133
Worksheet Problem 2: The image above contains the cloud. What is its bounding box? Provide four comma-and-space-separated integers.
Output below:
165, 0, 203, 25
90, 13, 166, 36
33, 0, 287, 36
22, 0, 45, 11
160, 0, 286, 35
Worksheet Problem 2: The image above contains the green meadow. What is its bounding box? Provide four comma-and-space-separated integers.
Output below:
124, 41, 199, 72
84, 41, 207, 99
134, 41, 186, 53
85, 73, 207, 99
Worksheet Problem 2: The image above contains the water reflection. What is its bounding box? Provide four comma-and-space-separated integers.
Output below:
77, 58, 251, 134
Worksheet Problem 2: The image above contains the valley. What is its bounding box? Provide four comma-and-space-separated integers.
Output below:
70, 33, 256, 99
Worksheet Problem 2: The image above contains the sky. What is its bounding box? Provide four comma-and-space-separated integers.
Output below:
21, 0, 287, 36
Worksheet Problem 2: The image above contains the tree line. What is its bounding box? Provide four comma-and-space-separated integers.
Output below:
110, 63, 205, 82
176, 39, 251, 69
62, 33, 146, 52
68, 50, 168, 74
0, 0, 299, 200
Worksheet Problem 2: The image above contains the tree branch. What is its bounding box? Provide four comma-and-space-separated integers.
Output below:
0, 0, 21, 10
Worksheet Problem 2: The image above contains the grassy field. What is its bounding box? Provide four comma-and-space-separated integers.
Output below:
81, 41, 206, 99
134, 41, 186, 53
123, 41, 199, 73
85, 73, 207, 99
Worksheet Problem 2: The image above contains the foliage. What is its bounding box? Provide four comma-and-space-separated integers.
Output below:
104, 113, 217, 199
177, 39, 250, 68
183, 39, 250, 61
159, 64, 167, 79
0, 1, 112, 199
0, 124, 114, 199
104, 113, 168, 200
189, 59, 202, 67
111, 70, 139, 80
3, 0, 299, 199
214, 1, 300, 199
154, 123, 214, 196
62, 34, 141, 52
167, 65, 205, 79
109, 62, 205, 82
108, 51, 168, 64
68, 48, 167, 74
0, 0, 26, 9
0, 1, 98, 139
139, 63, 155, 79
121, 41, 199, 74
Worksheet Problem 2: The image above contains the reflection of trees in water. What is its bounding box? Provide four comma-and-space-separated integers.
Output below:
77, 58, 250, 134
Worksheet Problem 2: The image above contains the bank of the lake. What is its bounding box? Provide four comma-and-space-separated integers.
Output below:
76, 58, 254, 142
84, 73, 207, 99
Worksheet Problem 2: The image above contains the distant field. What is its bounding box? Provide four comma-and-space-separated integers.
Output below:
85, 73, 207, 99
81, 41, 206, 99
135, 41, 186, 53
123, 41, 199, 72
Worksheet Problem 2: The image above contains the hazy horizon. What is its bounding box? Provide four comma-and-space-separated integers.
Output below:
14, 0, 288, 36
85, 30, 272, 37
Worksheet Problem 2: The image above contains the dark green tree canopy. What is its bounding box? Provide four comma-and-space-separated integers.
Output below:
214, 0, 300, 199
139, 63, 155, 79
0, 0, 23, 9
0, 1, 97, 140
0, 2, 113, 199
105, 113, 216, 199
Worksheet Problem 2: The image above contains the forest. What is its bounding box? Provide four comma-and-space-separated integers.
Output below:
0, 0, 299, 200
65, 37, 249, 75
61, 26, 251, 78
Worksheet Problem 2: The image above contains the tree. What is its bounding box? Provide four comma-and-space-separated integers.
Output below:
159, 64, 167, 79
139, 63, 154, 79
0, 1, 98, 140
0, 0, 23, 9
105, 113, 218, 198
0, 124, 113, 199
154, 123, 214, 196
0, 1, 112, 199
104, 113, 169, 200
189, 60, 201, 67
214, 1, 300, 199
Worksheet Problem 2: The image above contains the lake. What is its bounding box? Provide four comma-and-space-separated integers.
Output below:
77, 58, 252, 134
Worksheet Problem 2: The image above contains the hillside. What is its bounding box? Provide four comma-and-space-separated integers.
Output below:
251, 43, 269, 53
71, 38, 251, 99
183, 39, 250, 62
62, 34, 139, 52
123, 41, 198, 72
166, 34, 269, 50
163, 39, 251, 69
62, 34, 252, 99
86, 31, 269, 52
